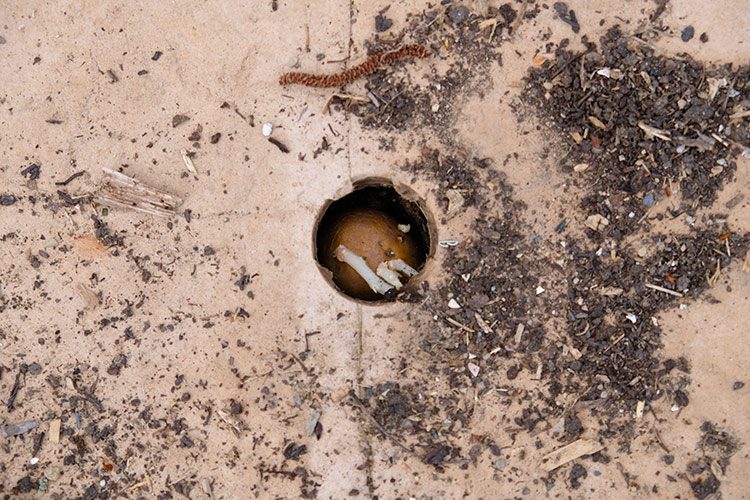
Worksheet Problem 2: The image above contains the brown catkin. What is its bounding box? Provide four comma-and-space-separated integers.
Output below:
279, 44, 431, 88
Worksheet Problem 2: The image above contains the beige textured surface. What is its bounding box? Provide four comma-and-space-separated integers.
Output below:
1, 0, 748, 498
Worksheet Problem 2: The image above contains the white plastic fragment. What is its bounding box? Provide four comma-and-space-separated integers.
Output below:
438, 240, 459, 248
334, 245, 393, 295
625, 312, 638, 324
262, 122, 273, 137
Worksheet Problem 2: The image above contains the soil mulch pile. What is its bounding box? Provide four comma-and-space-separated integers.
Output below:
346, 10, 749, 496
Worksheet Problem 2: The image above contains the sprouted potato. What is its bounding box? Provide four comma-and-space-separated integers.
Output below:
320, 208, 421, 300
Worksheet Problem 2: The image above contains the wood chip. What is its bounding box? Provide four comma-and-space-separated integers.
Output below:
49, 418, 61, 443
638, 121, 672, 141
514, 323, 525, 346
598, 286, 624, 296
445, 189, 465, 219
95, 168, 183, 218
635, 401, 645, 420
181, 150, 198, 176
474, 313, 493, 335
541, 438, 603, 471
330, 387, 349, 403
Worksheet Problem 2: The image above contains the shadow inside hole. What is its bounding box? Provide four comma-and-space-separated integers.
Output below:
315, 183, 431, 302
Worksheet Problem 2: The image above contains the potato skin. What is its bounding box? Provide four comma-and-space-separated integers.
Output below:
320, 208, 421, 300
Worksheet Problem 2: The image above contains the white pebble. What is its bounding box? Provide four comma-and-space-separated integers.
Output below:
536, 286, 545, 295
448, 298, 461, 309
30, 457, 39, 465
100, 480, 106, 487
467, 362, 480, 378
262, 122, 273, 137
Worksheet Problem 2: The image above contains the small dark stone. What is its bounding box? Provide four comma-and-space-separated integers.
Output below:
152, 50, 163, 61
565, 413, 584, 439
172, 114, 190, 128
424, 444, 450, 465
733, 381, 745, 390
662, 454, 674, 465
375, 14, 393, 32
681, 26, 695, 42
448, 5, 470, 25
14, 476, 35, 494
107, 354, 128, 376
28, 362, 42, 375
569, 463, 587, 489
203, 246, 216, 256
180, 435, 194, 448
690, 473, 720, 499
229, 399, 243, 414
700, 32, 709, 43
0, 194, 17, 206
674, 389, 689, 407
283, 442, 307, 460
676, 275, 690, 291
553, 2, 580, 33
188, 125, 203, 142
210, 132, 221, 144
506, 365, 520, 380
21, 163, 41, 180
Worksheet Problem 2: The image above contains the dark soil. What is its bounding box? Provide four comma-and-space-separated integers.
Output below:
342, 2, 538, 145
346, 6, 749, 498
521, 26, 750, 239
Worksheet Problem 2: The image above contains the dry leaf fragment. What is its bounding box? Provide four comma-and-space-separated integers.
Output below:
73, 234, 108, 258
588, 116, 608, 130
532, 54, 552, 67
541, 439, 603, 471
76, 283, 100, 310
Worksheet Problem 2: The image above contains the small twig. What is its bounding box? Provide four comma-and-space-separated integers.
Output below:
289, 352, 313, 376
55, 171, 86, 186
548, 50, 590, 80
259, 468, 297, 480
6, 368, 24, 412
347, 391, 414, 455
645, 283, 683, 297
511, 0, 528, 35
443, 316, 475, 333
304, 331, 321, 351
